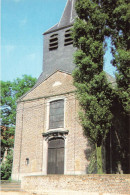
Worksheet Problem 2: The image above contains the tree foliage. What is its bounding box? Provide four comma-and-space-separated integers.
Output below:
72, 0, 114, 173
101, 0, 130, 173
1, 150, 13, 180
72, 0, 129, 173
102, 0, 130, 114
1, 75, 36, 127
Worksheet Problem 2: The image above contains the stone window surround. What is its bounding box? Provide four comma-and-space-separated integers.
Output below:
43, 130, 69, 175
49, 99, 64, 129
46, 96, 66, 132
42, 96, 68, 175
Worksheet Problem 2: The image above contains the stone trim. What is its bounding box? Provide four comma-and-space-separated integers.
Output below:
45, 96, 67, 131
42, 130, 69, 175
42, 130, 69, 141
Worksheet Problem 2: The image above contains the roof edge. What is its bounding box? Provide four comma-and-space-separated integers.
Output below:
43, 24, 73, 35
17, 70, 115, 103
17, 70, 72, 103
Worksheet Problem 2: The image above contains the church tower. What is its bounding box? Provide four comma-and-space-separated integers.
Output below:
12, 0, 88, 180
35, 0, 77, 86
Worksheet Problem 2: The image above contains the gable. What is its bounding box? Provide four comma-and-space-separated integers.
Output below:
20, 71, 75, 102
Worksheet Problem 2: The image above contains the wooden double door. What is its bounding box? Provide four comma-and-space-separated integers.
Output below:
47, 138, 64, 174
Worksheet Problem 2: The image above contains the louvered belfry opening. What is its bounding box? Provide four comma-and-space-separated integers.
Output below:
47, 138, 65, 174
64, 29, 73, 46
49, 34, 58, 51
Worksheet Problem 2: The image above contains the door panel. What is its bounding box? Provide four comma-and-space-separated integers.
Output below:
47, 148, 57, 174
47, 138, 64, 174
56, 148, 64, 174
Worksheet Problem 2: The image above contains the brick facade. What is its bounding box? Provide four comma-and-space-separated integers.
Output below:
12, 0, 85, 180
12, 71, 89, 180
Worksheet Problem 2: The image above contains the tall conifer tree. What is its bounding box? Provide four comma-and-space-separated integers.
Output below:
102, 0, 130, 113
102, 0, 130, 173
72, 0, 114, 173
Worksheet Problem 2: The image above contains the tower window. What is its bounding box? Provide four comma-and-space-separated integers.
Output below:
64, 29, 73, 46
49, 34, 58, 51
49, 99, 64, 129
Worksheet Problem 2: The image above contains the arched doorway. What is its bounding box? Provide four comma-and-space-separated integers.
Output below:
47, 137, 64, 174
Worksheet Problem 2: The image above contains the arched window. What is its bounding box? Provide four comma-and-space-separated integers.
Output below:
47, 138, 64, 174
64, 29, 73, 46
49, 34, 58, 51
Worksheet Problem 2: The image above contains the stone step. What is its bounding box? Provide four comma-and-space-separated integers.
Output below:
1, 181, 21, 185
1, 184, 21, 187
1, 181, 22, 192
1, 192, 29, 195
1, 192, 48, 195
1, 189, 23, 192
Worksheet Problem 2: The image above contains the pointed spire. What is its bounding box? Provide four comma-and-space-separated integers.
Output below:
44, 0, 76, 35
58, 0, 76, 27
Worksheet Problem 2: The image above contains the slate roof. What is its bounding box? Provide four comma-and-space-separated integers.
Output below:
44, 0, 77, 35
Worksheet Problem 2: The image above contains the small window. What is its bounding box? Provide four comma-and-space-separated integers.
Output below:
49, 34, 58, 51
64, 29, 73, 46
49, 99, 64, 129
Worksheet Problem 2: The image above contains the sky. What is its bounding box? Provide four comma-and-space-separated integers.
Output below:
1, 0, 116, 82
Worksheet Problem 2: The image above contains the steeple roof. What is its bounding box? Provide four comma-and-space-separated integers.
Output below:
44, 0, 76, 35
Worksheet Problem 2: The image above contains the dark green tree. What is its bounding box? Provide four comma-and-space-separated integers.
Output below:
1, 80, 15, 158
1, 150, 13, 180
102, 0, 130, 114
102, 0, 130, 173
72, 0, 114, 173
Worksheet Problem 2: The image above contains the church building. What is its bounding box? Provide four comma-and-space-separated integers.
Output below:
12, 0, 89, 181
